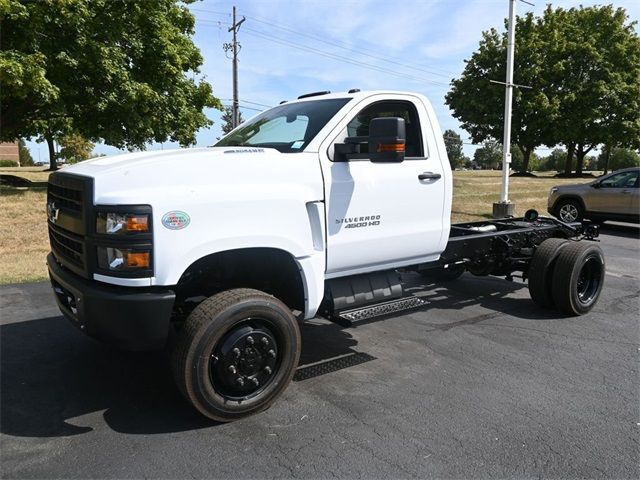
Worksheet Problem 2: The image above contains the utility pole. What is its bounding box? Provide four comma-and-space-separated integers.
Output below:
493, 0, 517, 219
227, 6, 245, 129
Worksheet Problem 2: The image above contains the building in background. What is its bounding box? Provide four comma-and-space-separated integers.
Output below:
0, 142, 20, 165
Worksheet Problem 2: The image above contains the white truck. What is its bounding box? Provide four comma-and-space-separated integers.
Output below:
46, 90, 604, 421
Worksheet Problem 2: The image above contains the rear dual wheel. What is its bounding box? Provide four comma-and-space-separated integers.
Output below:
171, 289, 300, 422
552, 242, 605, 315
528, 238, 605, 315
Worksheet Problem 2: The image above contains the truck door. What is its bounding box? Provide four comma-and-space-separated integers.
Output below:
319, 96, 450, 276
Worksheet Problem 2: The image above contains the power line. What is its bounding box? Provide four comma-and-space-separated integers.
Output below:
243, 15, 455, 80
222, 98, 272, 108
222, 103, 264, 112
190, 8, 230, 17
198, 18, 449, 85
239, 27, 449, 86
192, 7, 458, 80
197, 19, 447, 85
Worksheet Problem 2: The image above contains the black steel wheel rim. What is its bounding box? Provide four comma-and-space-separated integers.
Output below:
209, 317, 281, 401
576, 256, 603, 304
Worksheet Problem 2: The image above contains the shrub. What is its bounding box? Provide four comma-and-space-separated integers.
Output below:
0, 160, 19, 167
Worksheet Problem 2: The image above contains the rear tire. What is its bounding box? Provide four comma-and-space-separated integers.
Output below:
528, 238, 569, 309
551, 242, 605, 316
171, 288, 300, 422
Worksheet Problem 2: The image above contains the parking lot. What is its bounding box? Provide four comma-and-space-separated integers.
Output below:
1, 224, 638, 479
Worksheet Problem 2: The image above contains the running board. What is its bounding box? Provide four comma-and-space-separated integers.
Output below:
333, 296, 428, 326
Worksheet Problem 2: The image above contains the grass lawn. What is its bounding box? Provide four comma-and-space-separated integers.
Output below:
0, 167, 594, 285
1, 167, 50, 284
451, 170, 590, 222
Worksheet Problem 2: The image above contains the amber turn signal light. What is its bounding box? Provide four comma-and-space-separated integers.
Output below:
126, 216, 149, 232
377, 143, 405, 153
126, 252, 150, 268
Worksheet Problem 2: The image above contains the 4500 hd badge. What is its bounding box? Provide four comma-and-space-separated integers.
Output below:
336, 215, 382, 229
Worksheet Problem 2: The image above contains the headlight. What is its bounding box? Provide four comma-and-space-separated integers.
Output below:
97, 212, 149, 234
97, 247, 151, 272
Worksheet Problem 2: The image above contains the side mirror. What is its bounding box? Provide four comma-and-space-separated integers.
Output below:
368, 117, 406, 163
591, 182, 601, 189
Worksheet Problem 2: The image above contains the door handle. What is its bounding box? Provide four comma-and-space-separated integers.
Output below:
621, 190, 631, 194
418, 172, 441, 181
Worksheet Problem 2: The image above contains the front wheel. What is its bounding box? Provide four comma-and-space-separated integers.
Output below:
171, 288, 301, 421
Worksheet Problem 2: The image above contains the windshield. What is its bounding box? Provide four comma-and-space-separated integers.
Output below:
215, 98, 351, 153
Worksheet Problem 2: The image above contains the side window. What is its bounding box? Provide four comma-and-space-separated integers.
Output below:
600, 171, 638, 188
345, 101, 424, 158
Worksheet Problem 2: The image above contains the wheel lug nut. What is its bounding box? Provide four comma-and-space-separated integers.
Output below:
264, 366, 272, 375
267, 349, 276, 358
232, 348, 240, 357
261, 337, 269, 346
228, 365, 237, 374
236, 377, 245, 387
251, 377, 259, 387
246, 336, 254, 345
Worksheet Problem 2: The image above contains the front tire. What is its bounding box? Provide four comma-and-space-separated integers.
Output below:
171, 288, 301, 422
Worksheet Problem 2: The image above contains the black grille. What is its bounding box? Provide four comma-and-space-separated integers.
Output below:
49, 227, 84, 267
48, 183, 83, 213
47, 173, 92, 276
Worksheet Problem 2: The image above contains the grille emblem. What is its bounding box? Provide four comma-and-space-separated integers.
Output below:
47, 202, 60, 223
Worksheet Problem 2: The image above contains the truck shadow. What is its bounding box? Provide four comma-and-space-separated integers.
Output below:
402, 273, 566, 322
0, 315, 360, 438
0, 274, 576, 439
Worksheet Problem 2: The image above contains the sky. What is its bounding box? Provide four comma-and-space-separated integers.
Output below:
25, 0, 640, 162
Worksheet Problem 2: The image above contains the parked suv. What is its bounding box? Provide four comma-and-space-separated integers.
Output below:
548, 167, 639, 223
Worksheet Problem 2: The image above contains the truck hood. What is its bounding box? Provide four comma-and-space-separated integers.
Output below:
66, 146, 278, 177
62, 147, 321, 204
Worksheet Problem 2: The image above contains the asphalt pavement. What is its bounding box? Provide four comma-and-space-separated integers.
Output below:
1, 224, 639, 479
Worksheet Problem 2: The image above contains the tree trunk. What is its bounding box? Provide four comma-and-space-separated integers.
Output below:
564, 143, 575, 175
575, 142, 585, 176
521, 147, 532, 173
603, 144, 611, 174
46, 134, 57, 171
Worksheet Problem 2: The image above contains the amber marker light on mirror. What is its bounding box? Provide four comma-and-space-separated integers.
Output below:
377, 143, 405, 152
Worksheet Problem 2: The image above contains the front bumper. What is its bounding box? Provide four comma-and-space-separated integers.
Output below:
47, 253, 175, 351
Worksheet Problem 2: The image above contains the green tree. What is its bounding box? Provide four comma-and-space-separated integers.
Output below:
510, 145, 539, 172
0, 0, 222, 170
598, 148, 640, 171
540, 6, 640, 175
446, 13, 556, 174
18, 139, 33, 166
446, 6, 640, 176
221, 106, 244, 135
473, 140, 502, 170
58, 134, 95, 164
443, 129, 469, 169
